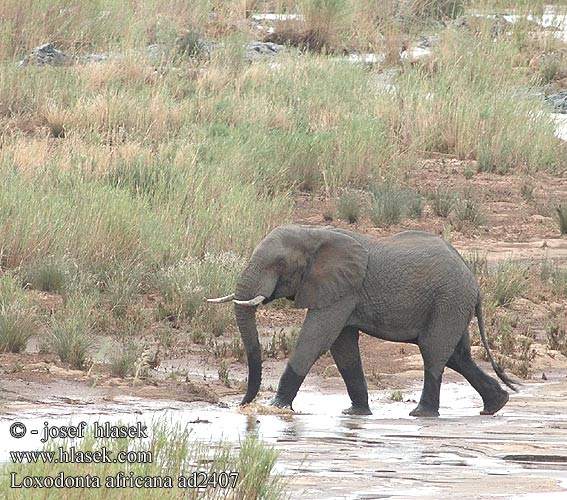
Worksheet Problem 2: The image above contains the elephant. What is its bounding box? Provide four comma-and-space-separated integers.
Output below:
208, 225, 516, 417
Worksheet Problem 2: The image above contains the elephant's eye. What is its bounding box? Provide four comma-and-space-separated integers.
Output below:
276, 257, 286, 271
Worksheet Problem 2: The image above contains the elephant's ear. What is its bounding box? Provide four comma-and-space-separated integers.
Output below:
295, 230, 368, 309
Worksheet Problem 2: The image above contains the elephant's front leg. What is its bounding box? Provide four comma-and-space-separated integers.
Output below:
330, 327, 371, 415
271, 299, 356, 410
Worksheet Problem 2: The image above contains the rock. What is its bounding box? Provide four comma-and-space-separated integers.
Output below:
347, 53, 384, 65
245, 41, 285, 62
416, 35, 439, 49
176, 31, 216, 59
529, 215, 550, 223
546, 91, 567, 114
19, 43, 74, 67
19, 43, 111, 67
146, 44, 168, 63
452, 14, 511, 37
452, 15, 469, 30
20, 39, 283, 69
490, 14, 512, 37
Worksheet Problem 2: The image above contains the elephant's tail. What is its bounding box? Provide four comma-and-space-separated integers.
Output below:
476, 294, 519, 392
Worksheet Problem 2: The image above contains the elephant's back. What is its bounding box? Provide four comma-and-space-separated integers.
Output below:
367, 231, 478, 303
377, 231, 468, 268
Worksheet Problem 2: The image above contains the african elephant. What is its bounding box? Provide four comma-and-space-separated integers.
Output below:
208, 225, 516, 417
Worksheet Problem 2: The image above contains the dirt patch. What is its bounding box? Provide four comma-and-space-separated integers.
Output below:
0, 352, 234, 412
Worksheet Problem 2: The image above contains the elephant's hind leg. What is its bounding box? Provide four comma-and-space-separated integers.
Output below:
331, 327, 371, 415
446, 334, 509, 415
410, 316, 464, 418
409, 368, 443, 417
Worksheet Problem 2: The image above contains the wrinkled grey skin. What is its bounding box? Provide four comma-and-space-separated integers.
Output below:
232, 225, 515, 417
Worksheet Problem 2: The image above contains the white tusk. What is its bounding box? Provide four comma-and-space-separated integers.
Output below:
233, 295, 266, 306
206, 293, 235, 303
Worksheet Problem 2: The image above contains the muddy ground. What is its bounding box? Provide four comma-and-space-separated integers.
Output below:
1, 160, 567, 498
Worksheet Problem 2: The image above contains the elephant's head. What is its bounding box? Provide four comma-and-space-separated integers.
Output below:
208, 225, 368, 405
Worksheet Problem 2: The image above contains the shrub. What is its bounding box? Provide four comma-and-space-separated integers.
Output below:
377, 30, 566, 174
103, 266, 142, 319
218, 360, 231, 386
263, 327, 300, 360
483, 312, 535, 378
550, 265, 567, 297
538, 54, 562, 84
389, 390, 403, 402
441, 224, 453, 242
406, 192, 423, 219
520, 180, 535, 202
154, 253, 241, 326
406, 0, 464, 20
176, 30, 210, 58
299, 0, 352, 51
2, 420, 287, 500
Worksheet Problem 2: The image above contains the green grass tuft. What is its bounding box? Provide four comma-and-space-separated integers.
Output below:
546, 319, 567, 356
389, 390, 403, 402
430, 187, 457, 218
368, 180, 421, 227
337, 191, 362, 224
110, 340, 140, 378
555, 205, 567, 235
21, 256, 75, 293
487, 260, 528, 307
48, 295, 96, 369
453, 194, 486, 227
368, 182, 403, 227
0, 274, 37, 353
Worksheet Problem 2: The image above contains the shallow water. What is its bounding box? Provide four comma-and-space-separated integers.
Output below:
2, 380, 567, 499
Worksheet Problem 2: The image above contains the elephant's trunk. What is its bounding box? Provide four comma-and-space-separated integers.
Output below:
234, 261, 269, 405
234, 303, 262, 405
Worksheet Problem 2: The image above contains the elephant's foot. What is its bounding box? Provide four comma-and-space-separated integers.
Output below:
409, 404, 439, 418
480, 391, 509, 415
342, 404, 372, 416
269, 396, 294, 411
